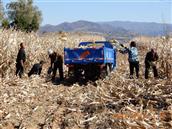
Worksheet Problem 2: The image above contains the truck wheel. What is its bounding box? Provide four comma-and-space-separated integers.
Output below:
109, 64, 113, 72
84, 65, 99, 80
100, 66, 108, 79
107, 64, 111, 75
74, 68, 83, 79
68, 67, 74, 77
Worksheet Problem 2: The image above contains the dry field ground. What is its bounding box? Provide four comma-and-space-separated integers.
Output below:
0, 30, 172, 129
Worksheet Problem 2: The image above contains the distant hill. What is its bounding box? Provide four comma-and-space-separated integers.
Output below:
99, 21, 172, 36
39, 20, 172, 40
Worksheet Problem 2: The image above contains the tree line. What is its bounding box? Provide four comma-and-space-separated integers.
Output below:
0, 0, 42, 32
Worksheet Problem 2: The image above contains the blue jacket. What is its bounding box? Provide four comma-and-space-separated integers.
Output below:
123, 47, 139, 62
128, 47, 139, 62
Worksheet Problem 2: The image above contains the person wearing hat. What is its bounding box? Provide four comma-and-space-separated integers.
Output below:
48, 49, 57, 69
48, 49, 64, 81
145, 48, 159, 79
16, 43, 26, 78
28, 60, 45, 77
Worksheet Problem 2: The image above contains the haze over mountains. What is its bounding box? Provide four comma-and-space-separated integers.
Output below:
40, 20, 172, 38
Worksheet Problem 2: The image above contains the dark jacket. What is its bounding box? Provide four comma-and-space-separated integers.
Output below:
49, 52, 63, 68
56, 54, 63, 67
16, 48, 26, 63
145, 51, 158, 64
49, 52, 57, 68
28, 63, 42, 77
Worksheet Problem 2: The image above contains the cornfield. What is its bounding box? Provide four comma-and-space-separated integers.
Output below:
133, 35, 172, 79
0, 29, 105, 78
0, 29, 172, 129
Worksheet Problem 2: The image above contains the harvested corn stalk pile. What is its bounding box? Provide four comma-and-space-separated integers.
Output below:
0, 29, 172, 129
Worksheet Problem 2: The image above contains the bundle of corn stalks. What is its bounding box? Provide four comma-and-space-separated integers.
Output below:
0, 30, 172, 129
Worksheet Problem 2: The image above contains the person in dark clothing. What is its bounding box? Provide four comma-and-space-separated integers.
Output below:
48, 49, 64, 81
129, 61, 139, 79
52, 54, 64, 81
16, 43, 26, 78
28, 61, 45, 77
145, 49, 159, 79
121, 41, 139, 78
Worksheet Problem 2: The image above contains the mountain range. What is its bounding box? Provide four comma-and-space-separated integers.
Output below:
39, 20, 172, 39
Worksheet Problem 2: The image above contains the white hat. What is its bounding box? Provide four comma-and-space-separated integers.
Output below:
48, 49, 53, 55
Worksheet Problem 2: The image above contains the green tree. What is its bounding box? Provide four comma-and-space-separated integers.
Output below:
6, 0, 42, 32
1, 19, 9, 29
0, 0, 4, 21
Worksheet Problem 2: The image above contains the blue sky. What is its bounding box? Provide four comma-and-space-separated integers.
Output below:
3, 0, 172, 25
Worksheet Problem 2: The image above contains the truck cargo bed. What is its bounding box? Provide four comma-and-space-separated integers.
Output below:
64, 47, 115, 65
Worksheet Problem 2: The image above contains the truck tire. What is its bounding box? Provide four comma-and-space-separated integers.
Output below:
109, 64, 113, 72
68, 66, 80, 78
100, 65, 108, 79
85, 64, 99, 80
68, 67, 74, 77
74, 67, 83, 79
107, 64, 111, 75
100, 64, 112, 79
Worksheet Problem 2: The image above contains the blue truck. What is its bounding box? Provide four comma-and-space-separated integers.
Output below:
64, 41, 116, 79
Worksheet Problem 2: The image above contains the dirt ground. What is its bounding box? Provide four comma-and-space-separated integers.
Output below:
0, 30, 172, 129
1, 52, 172, 129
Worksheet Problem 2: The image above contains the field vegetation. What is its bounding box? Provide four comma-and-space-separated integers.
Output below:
0, 29, 172, 129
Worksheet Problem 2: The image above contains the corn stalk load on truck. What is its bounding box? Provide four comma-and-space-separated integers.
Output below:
64, 41, 116, 80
